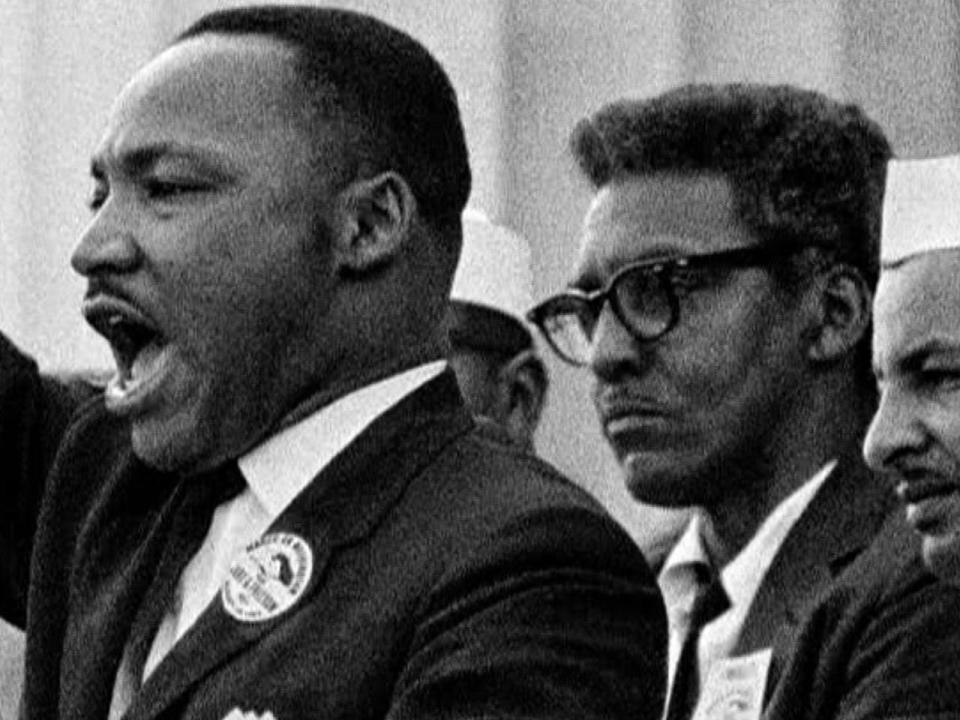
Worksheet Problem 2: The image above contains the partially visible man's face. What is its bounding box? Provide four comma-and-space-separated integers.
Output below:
448, 346, 499, 419
576, 173, 805, 508
72, 34, 342, 474
864, 250, 960, 585
446, 322, 542, 448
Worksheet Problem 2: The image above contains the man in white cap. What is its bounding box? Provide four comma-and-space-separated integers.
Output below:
445, 208, 547, 448
864, 154, 960, 586
763, 155, 960, 719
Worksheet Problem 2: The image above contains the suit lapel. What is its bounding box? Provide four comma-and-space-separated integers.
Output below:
732, 449, 896, 693
128, 372, 473, 720
59, 442, 179, 720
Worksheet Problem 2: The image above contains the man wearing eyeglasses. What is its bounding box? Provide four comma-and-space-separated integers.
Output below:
530, 83, 960, 719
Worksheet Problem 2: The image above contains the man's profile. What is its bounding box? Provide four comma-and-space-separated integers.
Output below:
0, 6, 666, 719
529, 82, 960, 719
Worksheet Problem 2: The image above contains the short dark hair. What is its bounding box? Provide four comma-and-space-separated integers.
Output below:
569, 83, 891, 289
177, 5, 471, 237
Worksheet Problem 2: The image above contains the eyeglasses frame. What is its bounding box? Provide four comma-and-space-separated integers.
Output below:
526, 243, 803, 367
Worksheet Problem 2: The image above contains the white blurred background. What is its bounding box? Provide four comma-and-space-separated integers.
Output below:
3, 1, 960, 715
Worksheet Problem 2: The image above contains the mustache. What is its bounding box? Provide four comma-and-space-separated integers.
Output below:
594, 386, 670, 418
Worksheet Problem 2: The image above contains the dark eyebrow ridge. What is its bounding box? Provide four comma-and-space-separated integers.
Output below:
89, 143, 226, 180
896, 337, 960, 373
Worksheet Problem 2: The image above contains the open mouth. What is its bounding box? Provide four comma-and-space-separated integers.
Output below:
83, 296, 169, 411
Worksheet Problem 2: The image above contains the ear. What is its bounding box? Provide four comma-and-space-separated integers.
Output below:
804, 264, 872, 363
495, 349, 549, 446
335, 171, 416, 275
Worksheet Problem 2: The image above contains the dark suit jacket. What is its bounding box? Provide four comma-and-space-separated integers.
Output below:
762, 510, 960, 720
731, 451, 894, 673
715, 449, 960, 718
0, 334, 90, 629
1, 337, 667, 720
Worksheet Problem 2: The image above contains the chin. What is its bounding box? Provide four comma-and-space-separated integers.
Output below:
622, 451, 711, 508
130, 416, 209, 474
922, 533, 960, 588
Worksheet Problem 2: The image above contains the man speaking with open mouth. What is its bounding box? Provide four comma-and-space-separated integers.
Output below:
0, 6, 665, 719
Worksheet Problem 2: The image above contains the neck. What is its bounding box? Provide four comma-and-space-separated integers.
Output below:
704, 374, 873, 567
278, 341, 446, 431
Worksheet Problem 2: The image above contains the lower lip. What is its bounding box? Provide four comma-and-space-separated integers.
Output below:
604, 413, 673, 450
606, 413, 668, 434
104, 343, 172, 417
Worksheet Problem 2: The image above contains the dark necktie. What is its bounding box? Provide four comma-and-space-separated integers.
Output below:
113, 461, 246, 713
664, 567, 731, 720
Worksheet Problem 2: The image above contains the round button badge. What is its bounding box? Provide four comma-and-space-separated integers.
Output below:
222, 532, 314, 623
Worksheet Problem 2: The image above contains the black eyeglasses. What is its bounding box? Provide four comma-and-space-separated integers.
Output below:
526, 244, 799, 367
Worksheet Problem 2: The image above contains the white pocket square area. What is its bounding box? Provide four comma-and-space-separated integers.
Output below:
223, 709, 277, 720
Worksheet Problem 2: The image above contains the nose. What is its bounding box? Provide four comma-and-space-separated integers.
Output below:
587, 301, 644, 381
863, 384, 926, 472
70, 203, 142, 278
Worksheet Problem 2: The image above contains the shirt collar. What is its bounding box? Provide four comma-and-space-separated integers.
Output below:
658, 513, 714, 620
658, 460, 836, 615
237, 361, 447, 518
720, 460, 836, 611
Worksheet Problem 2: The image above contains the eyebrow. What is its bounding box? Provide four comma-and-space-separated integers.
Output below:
89, 143, 230, 180
890, 337, 960, 374
909, 337, 960, 357
571, 242, 673, 286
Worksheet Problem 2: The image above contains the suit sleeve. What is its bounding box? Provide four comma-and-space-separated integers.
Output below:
387, 504, 667, 720
0, 333, 86, 627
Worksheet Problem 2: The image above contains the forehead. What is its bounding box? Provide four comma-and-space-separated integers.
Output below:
575, 173, 754, 279
96, 34, 318, 169
874, 250, 960, 365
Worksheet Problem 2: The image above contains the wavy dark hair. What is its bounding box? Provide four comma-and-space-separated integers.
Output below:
570, 83, 892, 385
570, 83, 891, 288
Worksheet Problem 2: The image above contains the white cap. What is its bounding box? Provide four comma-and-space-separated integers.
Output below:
882, 154, 960, 265
451, 207, 534, 324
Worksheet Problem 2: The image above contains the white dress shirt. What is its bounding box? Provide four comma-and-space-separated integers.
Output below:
141, 360, 447, 679
657, 460, 836, 700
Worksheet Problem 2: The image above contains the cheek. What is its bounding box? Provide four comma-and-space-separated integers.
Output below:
171, 223, 316, 341
931, 413, 960, 467
663, 321, 795, 431
923, 533, 960, 586
657, 329, 754, 397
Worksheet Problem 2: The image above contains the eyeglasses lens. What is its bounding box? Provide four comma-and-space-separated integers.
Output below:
614, 267, 672, 340
541, 305, 593, 365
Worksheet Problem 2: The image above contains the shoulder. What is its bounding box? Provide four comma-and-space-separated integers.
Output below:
421, 423, 629, 548
825, 509, 945, 611
387, 424, 668, 720
398, 423, 664, 631
765, 508, 960, 719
